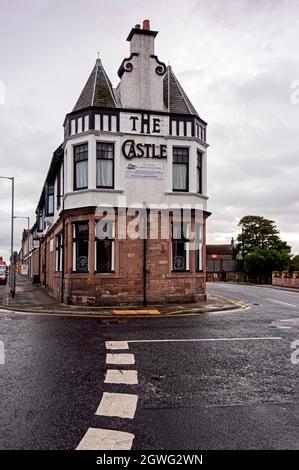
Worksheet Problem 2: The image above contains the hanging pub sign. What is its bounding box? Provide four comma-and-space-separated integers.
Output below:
122, 139, 167, 160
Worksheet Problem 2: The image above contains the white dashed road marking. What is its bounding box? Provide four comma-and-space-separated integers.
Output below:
127, 336, 282, 344
106, 353, 135, 365
76, 340, 139, 450
76, 428, 134, 450
105, 369, 138, 385
95, 392, 138, 419
105, 341, 129, 350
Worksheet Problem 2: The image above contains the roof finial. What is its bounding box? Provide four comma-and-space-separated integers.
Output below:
97, 51, 100, 59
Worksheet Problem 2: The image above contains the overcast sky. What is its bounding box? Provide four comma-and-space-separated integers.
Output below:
0, 0, 299, 262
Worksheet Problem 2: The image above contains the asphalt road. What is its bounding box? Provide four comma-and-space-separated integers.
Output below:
0, 282, 298, 450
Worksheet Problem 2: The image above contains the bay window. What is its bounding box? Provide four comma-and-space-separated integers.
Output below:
74, 143, 88, 190
173, 147, 189, 192
73, 222, 89, 272
96, 142, 114, 188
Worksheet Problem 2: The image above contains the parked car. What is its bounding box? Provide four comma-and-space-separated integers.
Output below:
0, 265, 7, 285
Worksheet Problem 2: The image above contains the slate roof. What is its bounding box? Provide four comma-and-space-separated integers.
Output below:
206, 245, 236, 256
37, 144, 64, 211
163, 66, 199, 117
72, 60, 201, 119
73, 59, 117, 112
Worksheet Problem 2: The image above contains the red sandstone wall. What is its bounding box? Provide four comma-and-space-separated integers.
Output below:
272, 271, 299, 288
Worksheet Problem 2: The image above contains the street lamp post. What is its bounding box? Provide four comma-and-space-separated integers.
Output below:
0, 175, 15, 296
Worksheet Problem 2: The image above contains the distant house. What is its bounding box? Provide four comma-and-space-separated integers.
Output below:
206, 239, 238, 281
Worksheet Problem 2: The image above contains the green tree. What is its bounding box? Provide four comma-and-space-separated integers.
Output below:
236, 215, 291, 283
243, 248, 290, 284
237, 215, 291, 256
290, 255, 299, 272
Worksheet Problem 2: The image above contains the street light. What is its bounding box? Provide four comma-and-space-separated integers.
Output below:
0, 175, 15, 296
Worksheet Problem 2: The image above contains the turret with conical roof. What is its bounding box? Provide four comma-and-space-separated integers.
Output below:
163, 66, 200, 118
73, 58, 117, 112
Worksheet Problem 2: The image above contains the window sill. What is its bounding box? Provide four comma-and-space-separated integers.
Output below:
65, 188, 124, 196
95, 271, 115, 274
96, 186, 114, 190
71, 272, 90, 275
165, 191, 209, 200
171, 270, 190, 274
73, 187, 88, 192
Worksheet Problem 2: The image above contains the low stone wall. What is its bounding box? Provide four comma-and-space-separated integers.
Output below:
272, 271, 299, 288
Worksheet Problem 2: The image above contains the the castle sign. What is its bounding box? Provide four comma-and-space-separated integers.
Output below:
122, 139, 167, 159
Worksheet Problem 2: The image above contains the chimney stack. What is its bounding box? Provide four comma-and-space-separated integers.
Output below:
143, 19, 150, 30
120, 20, 165, 111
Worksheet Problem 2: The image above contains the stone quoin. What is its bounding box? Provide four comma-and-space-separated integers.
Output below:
21, 20, 210, 306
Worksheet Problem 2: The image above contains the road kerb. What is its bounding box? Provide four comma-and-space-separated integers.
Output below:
0, 294, 249, 318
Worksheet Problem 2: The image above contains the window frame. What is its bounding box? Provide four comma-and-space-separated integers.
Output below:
171, 222, 190, 272
197, 150, 203, 195
55, 232, 63, 272
74, 143, 88, 191
56, 166, 61, 210
37, 209, 44, 232
195, 223, 203, 272
95, 220, 115, 273
72, 221, 89, 273
46, 183, 54, 216
172, 147, 189, 192
96, 142, 115, 189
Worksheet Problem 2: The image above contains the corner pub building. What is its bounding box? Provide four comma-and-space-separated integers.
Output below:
30, 20, 210, 306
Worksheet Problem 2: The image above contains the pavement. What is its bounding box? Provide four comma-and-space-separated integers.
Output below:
227, 280, 299, 294
0, 274, 244, 317
0, 281, 298, 450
